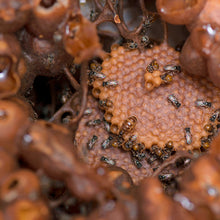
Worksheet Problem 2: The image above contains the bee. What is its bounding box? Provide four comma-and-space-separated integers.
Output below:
103, 119, 111, 132
147, 154, 158, 165
163, 65, 181, 73
100, 156, 116, 166
86, 119, 102, 127
141, 36, 150, 47
122, 140, 133, 151
142, 13, 158, 30
131, 148, 146, 161
175, 41, 184, 52
158, 173, 174, 182
210, 109, 220, 122
200, 136, 211, 149
130, 135, 137, 142
146, 59, 159, 73
101, 136, 113, 149
195, 99, 212, 108
102, 80, 118, 88
87, 135, 98, 150
119, 116, 137, 136
61, 88, 72, 104
167, 94, 181, 108
111, 136, 124, 148
160, 72, 173, 84
132, 158, 142, 169
99, 99, 113, 110
89, 71, 106, 80
84, 108, 93, 116
175, 157, 191, 168
185, 127, 192, 145
90, 61, 102, 72
90, 10, 98, 22
125, 40, 138, 50
122, 135, 137, 151
151, 145, 163, 157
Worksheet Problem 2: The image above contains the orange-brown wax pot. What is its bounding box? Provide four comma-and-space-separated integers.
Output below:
0, 98, 30, 155
0, 34, 26, 98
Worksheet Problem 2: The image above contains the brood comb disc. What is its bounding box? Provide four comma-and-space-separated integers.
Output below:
92, 43, 220, 151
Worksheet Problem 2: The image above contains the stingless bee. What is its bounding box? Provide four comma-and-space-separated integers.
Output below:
87, 135, 98, 150
125, 40, 138, 50
185, 127, 192, 145
102, 80, 118, 87
86, 119, 102, 127
167, 94, 181, 108
132, 158, 142, 169
101, 136, 113, 149
195, 99, 212, 108
163, 65, 181, 73
100, 156, 116, 166
146, 59, 159, 73
89, 71, 106, 80
84, 108, 93, 116
210, 109, 220, 122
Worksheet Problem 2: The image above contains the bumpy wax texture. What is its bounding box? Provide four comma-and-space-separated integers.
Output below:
92, 44, 220, 150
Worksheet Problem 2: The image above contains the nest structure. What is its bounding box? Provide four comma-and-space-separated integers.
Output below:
0, 0, 220, 219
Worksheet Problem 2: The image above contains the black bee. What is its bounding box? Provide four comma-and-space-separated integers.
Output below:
122, 140, 133, 151
125, 41, 138, 50
175, 157, 191, 168
84, 108, 93, 116
151, 145, 163, 157
210, 109, 220, 122
146, 60, 159, 73
103, 119, 111, 132
122, 135, 137, 151
90, 61, 102, 72
61, 88, 72, 104
200, 136, 211, 149
185, 127, 192, 145
101, 136, 113, 149
167, 94, 181, 108
132, 158, 142, 169
90, 10, 98, 22
87, 135, 98, 150
163, 65, 181, 73
86, 119, 102, 127
141, 36, 150, 47
142, 13, 158, 30
160, 72, 173, 84
195, 99, 212, 108
158, 173, 174, 182
89, 71, 106, 80
131, 149, 146, 161
102, 80, 118, 87
147, 154, 158, 165
100, 156, 116, 166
